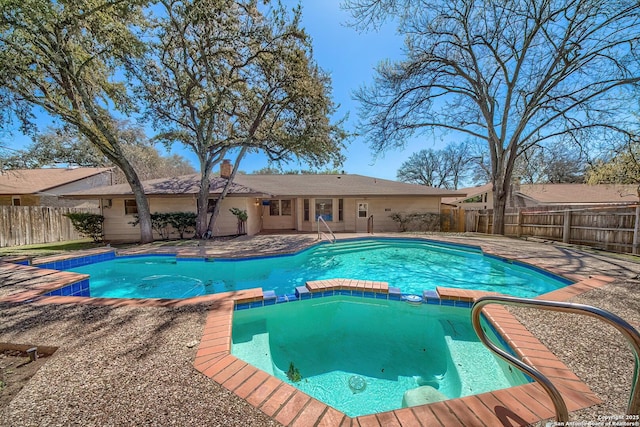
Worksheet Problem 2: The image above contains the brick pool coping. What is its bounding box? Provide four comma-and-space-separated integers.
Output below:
0, 244, 615, 426
191, 277, 610, 427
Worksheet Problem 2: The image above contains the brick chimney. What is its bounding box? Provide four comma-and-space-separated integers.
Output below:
220, 159, 232, 179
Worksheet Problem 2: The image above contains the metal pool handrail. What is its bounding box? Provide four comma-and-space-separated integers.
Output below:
471, 295, 640, 421
317, 216, 336, 243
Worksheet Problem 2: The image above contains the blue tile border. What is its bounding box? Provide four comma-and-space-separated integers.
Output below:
231, 287, 483, 312
37, 251, 116, 270
43, 279, 90, 298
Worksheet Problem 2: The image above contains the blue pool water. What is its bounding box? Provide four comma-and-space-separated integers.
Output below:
68, 238, 570, 299
232, 296, 528, 417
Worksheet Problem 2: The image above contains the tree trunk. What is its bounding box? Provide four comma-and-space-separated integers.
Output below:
196, 169, 211, 238
118, 160, 154, 243
492, 192, 507, 235
491, 174, 510, 235
207, 147, 248, 233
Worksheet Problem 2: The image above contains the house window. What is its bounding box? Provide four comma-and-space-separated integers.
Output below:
124, 199, 138, 215
338, 199, 343, 221
281, 199, 292, 216
207, 199, 217, 213
11, 197, 21, 206
316, 198, 333, 221
269, 200, 280, 216
269, 199, 292, 216
304, 199, 309, 221
358, 203, 368, 218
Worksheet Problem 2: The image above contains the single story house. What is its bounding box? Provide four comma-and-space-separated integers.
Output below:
442, 182, 638, 210
64, 164, 463, 242
0, 167, 114, 207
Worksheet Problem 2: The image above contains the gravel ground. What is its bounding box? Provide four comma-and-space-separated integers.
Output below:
0, 303, 279, 427
516, 279, 640, 425
0, 234, 639, 426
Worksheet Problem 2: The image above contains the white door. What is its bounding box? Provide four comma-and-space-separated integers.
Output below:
356, 201, 369, 232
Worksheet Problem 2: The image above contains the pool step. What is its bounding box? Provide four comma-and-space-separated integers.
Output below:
234, 332, 274, 376
444, 335, 522, 398
313, 241, 393, 256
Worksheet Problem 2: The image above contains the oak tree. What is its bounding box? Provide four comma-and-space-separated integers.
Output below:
138, 0, 345, 237
346, 0, 640, 234
397, 142, 473, 189
0, 0, 155, 242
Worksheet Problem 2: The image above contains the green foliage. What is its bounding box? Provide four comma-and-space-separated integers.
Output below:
130, 212, 196, 240
229, 208, 248, 222
0, 0, 155, 242
229, 208, 248, 235
286, 362, 302, 383
138, 0, 345, 236
167, 212, 197, 239
586, 140, 640, 191
389, 213, 441, 232
64, 213, 105, 242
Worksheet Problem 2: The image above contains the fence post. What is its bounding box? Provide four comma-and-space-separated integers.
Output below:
486, 211, 490, 234
634, 206, 640, 255
563, 210, 571, 244
516, 209, 523, 238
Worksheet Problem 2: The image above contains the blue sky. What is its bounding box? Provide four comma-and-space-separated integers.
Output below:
5, 1, 449, 181
234, 0, 449, 179
241, 0, 444, 180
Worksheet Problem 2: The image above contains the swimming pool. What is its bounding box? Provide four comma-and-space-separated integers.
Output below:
231, 296, 528, 417
68, 238, 570, 299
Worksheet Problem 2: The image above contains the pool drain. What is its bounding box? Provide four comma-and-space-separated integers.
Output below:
348, 375, 367, 393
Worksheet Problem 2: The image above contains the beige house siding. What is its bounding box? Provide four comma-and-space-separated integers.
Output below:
260, 199, 296, 230
368, 196, 441, 232
456, 191, 493, 210
0, 195, 39, 206
101, 194, 444, 241
246, 199, 262, 236
102, 196, 254, 242
293, 196, 441, 233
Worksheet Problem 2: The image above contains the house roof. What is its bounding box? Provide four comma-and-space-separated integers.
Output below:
442, 182, 639, 205
515, 183, 638, 205
0, 168, 113, 195
235, 174, 463, 197
441, 183, 491, 205
64, 173, 464, 198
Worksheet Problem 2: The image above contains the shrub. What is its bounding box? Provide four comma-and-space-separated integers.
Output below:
130, 212, 196, 240
229, 208, 248, 235
389, 212, 442, 232
167, 212, 196, 239
65, 212, 105, 242
229, 207, 248, 222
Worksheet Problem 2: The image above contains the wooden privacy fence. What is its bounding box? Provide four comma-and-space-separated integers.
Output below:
0, 206, 100, 247
464, 205, 640, 254
441, 206, 466, 232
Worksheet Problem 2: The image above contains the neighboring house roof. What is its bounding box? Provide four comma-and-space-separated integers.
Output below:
0, 168, 113, 195
64, 173, 464, 198
441, 183, 491, 205
442, 182, 638, 206
515, 183, 638, 205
